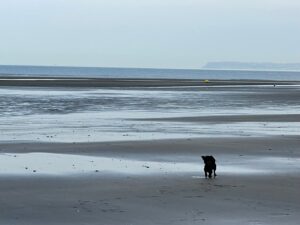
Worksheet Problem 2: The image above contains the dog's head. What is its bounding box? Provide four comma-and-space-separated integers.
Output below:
202, 155, 216, 164
201, 156, 208, 163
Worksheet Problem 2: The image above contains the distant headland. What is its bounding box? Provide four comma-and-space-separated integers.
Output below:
203, 62, 300, 71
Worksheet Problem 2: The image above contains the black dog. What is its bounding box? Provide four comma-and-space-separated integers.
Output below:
201, 155, 217, 178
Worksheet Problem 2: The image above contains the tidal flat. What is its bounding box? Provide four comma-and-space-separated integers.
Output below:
0, 78, 300, 224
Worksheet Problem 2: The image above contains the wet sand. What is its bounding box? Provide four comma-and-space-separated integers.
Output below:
134, 113, 300, 123
1, 137, 300, 225
0, 76, 299, 87
1, 78, 300, 224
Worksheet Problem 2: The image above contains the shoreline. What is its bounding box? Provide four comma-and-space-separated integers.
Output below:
0, 76, 299, 87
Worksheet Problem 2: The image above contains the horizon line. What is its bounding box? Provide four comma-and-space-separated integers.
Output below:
1, 64, 300, 73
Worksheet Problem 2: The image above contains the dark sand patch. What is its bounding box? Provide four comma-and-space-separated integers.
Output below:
0, 77, 298, 87
132, 114, 300, 124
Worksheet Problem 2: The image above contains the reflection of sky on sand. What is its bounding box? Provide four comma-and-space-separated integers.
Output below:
219, 156, 300, 175
1, 112, 300, 142
1, 86, 300, 116
1, 153, 299, 176
1, 86, 300, 142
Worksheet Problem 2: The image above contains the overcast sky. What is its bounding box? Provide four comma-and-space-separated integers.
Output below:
0, 0, 299, 69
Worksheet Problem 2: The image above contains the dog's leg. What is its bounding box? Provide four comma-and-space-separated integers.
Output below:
213, 170, 217, 177
213, 168, 217, 177
213, 164, 217, 177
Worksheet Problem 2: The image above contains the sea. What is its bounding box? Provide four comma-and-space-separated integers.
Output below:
1, 65, 300, 80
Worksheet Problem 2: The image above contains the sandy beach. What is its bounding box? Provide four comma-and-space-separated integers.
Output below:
1, 137, 300, 225
0, 78, 300, 224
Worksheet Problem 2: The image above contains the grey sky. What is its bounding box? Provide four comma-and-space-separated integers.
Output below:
0, 0, 299, 69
